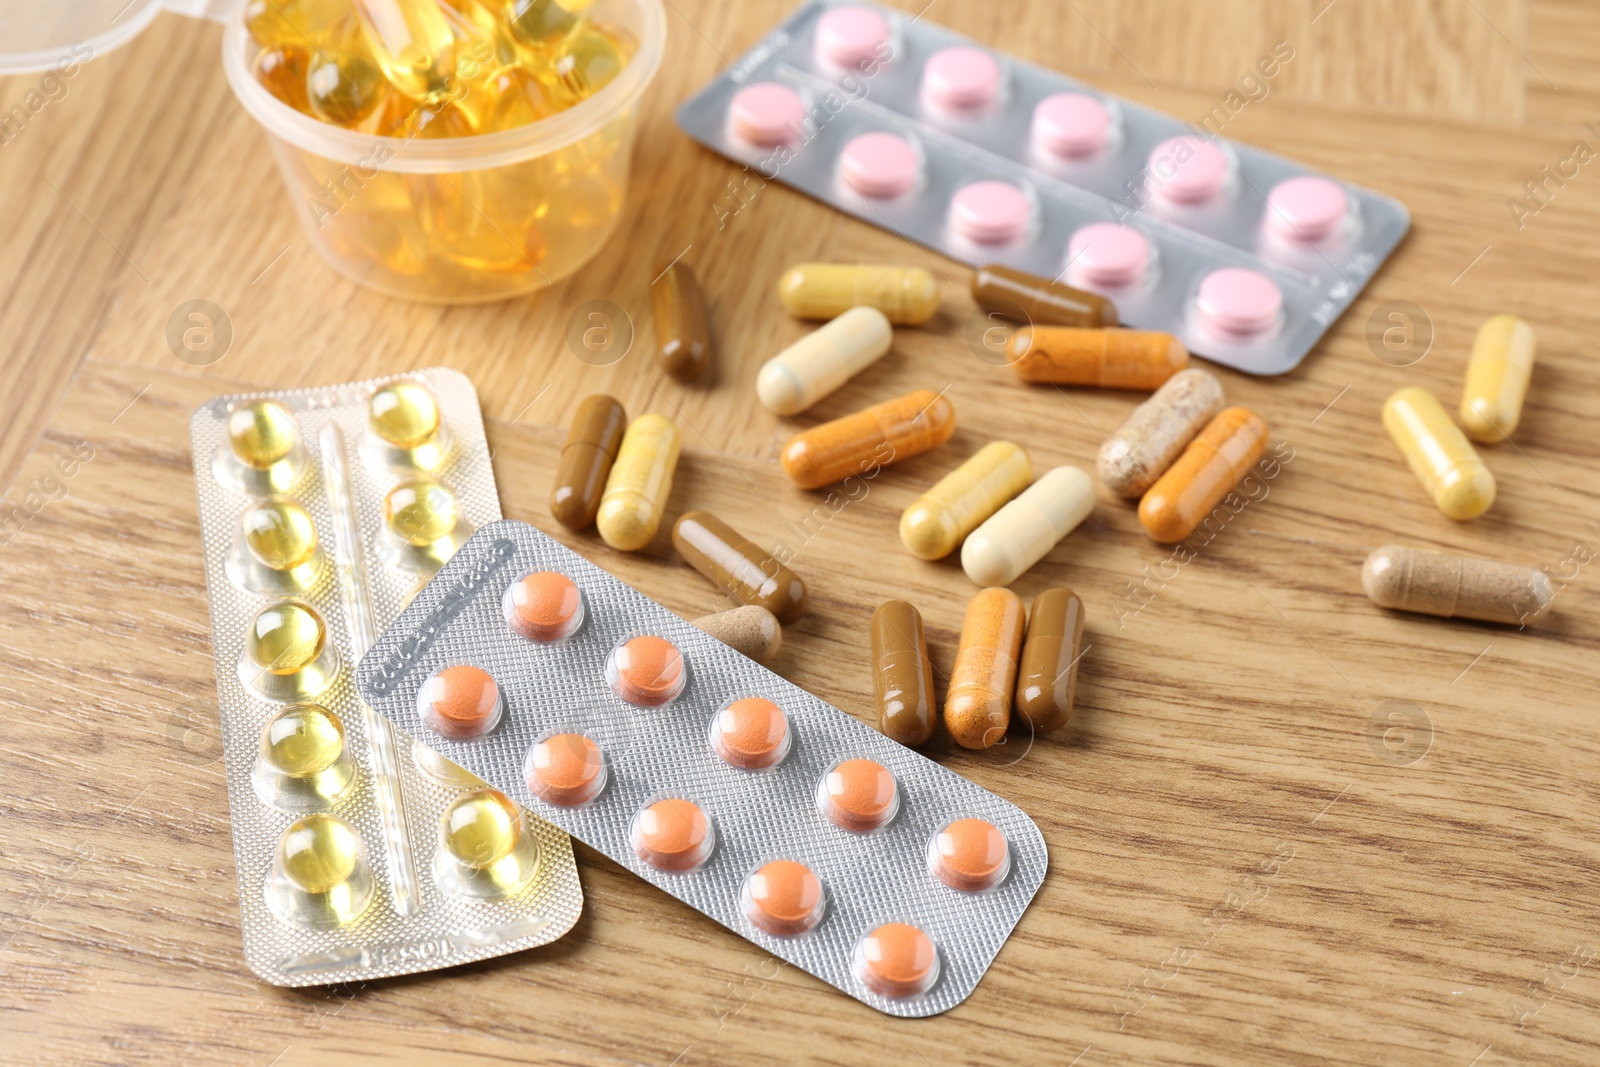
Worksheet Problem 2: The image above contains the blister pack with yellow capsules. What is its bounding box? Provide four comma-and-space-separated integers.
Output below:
189, 368, 581, 986
357, 519, 1047, 1016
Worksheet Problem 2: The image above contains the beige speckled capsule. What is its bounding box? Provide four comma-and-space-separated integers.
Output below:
778, 263, 941, 325
944, 587, 1025, 750
1098, 369, 1225, 498
1362, 545, 1553, 626
596, 414, 680, 551
691, 606, 783, 664
1460, 314, 1536, 443
900, 441, 1032, 560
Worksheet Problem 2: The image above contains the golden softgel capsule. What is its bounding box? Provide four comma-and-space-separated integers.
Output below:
900, 441, 1032, 561
597, 413, 681, 551
1459, 314, 1536, 443
1362, 545, 1553, 626
1382, 387, 1495, 520
778, 263, 941, 325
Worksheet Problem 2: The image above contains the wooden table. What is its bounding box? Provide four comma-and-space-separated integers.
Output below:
5, 2, 1600, 1064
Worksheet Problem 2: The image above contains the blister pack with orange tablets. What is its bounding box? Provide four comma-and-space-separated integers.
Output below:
357, 518, 1048, 1016
189, 369, 581, 985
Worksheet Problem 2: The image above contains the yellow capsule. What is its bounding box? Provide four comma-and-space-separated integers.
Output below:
307, 14, 387, 127
900, 441, 1032, 560
368, 379, 441, 449
504, 0, 577, 55
777, 264, 941, 325
1460, 314, 1535, 443
242, 497, 319, 571
228, 400, 300, 469
597, 414, 680, 551
247, 599, 328, 675
352, 0, 458, 104
477, 64, 559, 130
1382, 387, 1495, 520
551, 23, 626, 103
261, 703, 345, 778
384, 477, 460, 546
440, 789, 522, 869
278, 813, 362, 894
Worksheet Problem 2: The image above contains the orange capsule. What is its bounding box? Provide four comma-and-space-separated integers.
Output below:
1007, 326, 1187, 389
780, 389, 956, 490
944, 588, 1025, 750
1138, 406, 1269, 543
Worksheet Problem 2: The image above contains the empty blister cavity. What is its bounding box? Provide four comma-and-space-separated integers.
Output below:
1146, 136, 1235, 206
949, 180, 1033, 245
419, 664, 504, 740
854, 922, 939, 999
1067, 223, 1153, 291
213, 399, 308, 494
729, 82, 807, 146
264, 813, 375, 930
411, 738, 488, 790
631, 797, 715, 872
433, 788, 541, 900
1032, 92, 1116, 159
927, 817, 1011, 892
606, 634, 687, 706
742, 859, 825, 936
815, 5, 893, 71
1194, 268, 1283, 338
239, 598, 341, 702
252, 703, 358, 812
710, 696, 792, 770
922, 46, 1001, 113
362, 378, 452, 473
817, 758, 899, 832
503, 570, 586, 642
839, 131, 922, 198
226, 496, 325, 596
525, 733, 609, 807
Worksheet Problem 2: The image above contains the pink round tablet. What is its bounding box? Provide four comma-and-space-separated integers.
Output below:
1195, 268, 1282, 336
950, 181, 1031, 244
922, 47, 1001, 112
729, 82, 806, 146
1067, 223, 1150, 288
1266, 176, 1348, 242
840, 132, 920, 198
1033, 93, 1111, 158
816, 7, 891, 71
1148, 136, 1230, 204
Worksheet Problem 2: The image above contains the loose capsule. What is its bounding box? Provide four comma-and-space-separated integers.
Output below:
1015, 588, 1085, 733
1362, 545, 1553, 626
900, 441, 1033, 561
1138, 407, 1269, 543
971, 263, 1117, 327
672, 511, 809, 623
691, 606, 783, 664
778, 263, 941, 325
869, 600, 936, 747
757, 306, 893, 415
597, 413, 681, 551
1460, 315, 1536, 443
1098, 369, 1226, 497
1382, 387, 1495, 521
781, 389, 956, 490
1008, 326, 1188, 389
961, 466, 1094, 586
652, 262, 713, 382
552, 394, 627, 531
944, 587, 1026, 749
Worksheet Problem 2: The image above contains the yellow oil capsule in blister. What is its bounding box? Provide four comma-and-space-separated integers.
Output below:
1460, 314, 1536, 443
381, 475, 474, 572
433, 788, 541, 899
227, 399, 300, 469
900, 441, 1032, 561
365, 379, 452, 471
1383, 386, 1495, 520
252, 703, 359, 812
227, 496, 324, 595
597, 413, 680, 551
265, 813, 375, 929
239, 597, 341, 701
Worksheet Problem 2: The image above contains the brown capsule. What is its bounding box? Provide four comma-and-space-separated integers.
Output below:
672, 511, 808, 623
1138, 407, 1269, 543
1015, 589, 1084, 733
691, 606, 783, 664
869, 601, 936, 747
944, 587, 1025, 750
551, 394, 627, 530
1008, 326, 1188, 389
780, 389, 957, 490
652, 262, 712, 382
1362, 546, 1553, 626
971, 263, 1117, 327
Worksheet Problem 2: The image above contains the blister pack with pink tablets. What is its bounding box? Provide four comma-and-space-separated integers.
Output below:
357, 519, 1048, 1016
675, 0, 1410, 375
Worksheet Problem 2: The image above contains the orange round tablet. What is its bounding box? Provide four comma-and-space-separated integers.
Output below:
524, 734, 606, 806
855, 922, 939, 999
607, 635, 686, 706
929, 818, 1010, 892
504, 571, 584, 642
819, 759, 898, 832
631, 798, 713, 872
743, 859, 823, 936
419, 665, 502, 740
710, 697, 790, 769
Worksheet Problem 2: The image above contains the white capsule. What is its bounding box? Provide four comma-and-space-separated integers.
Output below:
961, 466, 1094, 586
756, 306, 893, 415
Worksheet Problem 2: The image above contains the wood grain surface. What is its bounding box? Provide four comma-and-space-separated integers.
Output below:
4, 2, 1600, 1065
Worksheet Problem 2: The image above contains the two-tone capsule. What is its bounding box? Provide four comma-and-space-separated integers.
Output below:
781, 388, 956, 490
1382, 387, 1495, 520
899, 441, 1032, 560
970, 263, 1117, 327
1138, 407, 1268, 543
596, 413, 681, 551
671, 511, 809, 623
1097, 369, 1225, 498
944, 587, 1026, 750
778, 263, 940, 325
1362, 545, 1553, 626
961, 466, 1094, 586
1007, 326, 1188, 389
551, 394, 627, 530
1459, 314, 1536, 443
1015, 588, 1084, 733
652, 262, 713, 382
757, 306, 893, 415
869, 600, 936, 747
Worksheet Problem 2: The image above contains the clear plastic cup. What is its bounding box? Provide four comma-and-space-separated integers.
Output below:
222, 0, 666, 304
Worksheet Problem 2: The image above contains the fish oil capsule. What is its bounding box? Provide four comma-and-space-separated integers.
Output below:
944, 587, 1026, 749
818, 758, 899, 831
630, 798, 715, 872
869, 600, 936, 747
597, 413, 681, 551
900, 441, 1032, 560
1362, 545, 1553, 626
551, 394, 627, 531
227, 496, 324, 595
1008, 326, 1188, 389
264, 813, 375, 928
854, 922, 939, 998
1098, 368, 1226, 498
216, 399, 307, 493
239, 598, 340, 701
778, 264, 941, 325
382, 476, 472, 570
781, 388, 956, 490
366, 378, 449, 470
1460, 315, 1536, 442
253, 45, 310, 112
251, 703, 357, 812
1015, 588, 1085, 733
691, 605, 783, 664
652, 262, 713, 382
506, 0, 576, 55
742, 859, 824, 935
352, 0, 458, 105
672, 511, 809, 624
306, 15, 386, 127
757, 306, 893, 415
961, 466, 1094, 586
971, 263, 1117, 327
525, 733, 608, 806
552, 23, 627, 103
1139, 407, 1269, 543
927, 818, 1010, 892
433, 788, 540, 899
1382, 387, 1495, 520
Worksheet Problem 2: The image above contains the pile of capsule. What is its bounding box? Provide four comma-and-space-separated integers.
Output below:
244, 0, 633, 136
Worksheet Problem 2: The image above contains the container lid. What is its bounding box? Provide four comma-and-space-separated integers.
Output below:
0, 0, 233, 76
